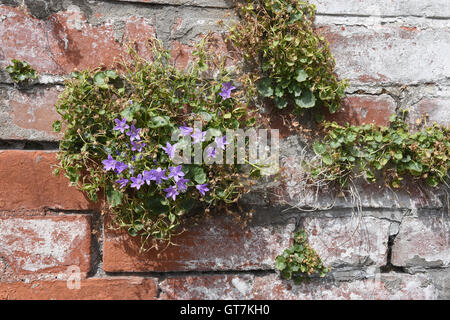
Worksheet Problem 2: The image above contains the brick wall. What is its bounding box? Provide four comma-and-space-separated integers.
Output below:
0, 0, 449, 300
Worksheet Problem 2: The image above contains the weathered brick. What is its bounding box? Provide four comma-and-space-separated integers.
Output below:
392, 215, 450, 268
315, 0, 450, 17
0, 6, 156, 74
303, 216, 391, 268
159, 274, 254, 300
114, 0, 232, 8
157, 272, 440, 300
317, 23, 450, 85
0, 277, 158, 300
253, 273, 438, 300
103, 215, 295, 272
409, 97, 450, 127
0, 214, 91, 275
0, 86, 62, 141
325, 94, 397, 126
0, 151, 97, 211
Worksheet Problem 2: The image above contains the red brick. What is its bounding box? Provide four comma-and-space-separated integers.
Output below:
0, 6, 156, 74
103, 215, 295, 272
0, 214, 91, 275
0, 277, 158, 300
0, 5, 61, 74
1, 86, 61, 140
325, 94, 397, 126
159, 275, 254, 300
0, 151, 98, 211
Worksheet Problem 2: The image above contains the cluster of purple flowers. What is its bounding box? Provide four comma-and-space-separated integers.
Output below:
102, 114, 224, 202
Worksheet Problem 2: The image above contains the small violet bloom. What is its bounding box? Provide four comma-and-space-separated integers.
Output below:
126, 124, 141, 142
176, 177, 190, 192
130, 174, 145, 190
219, 81, 236, 100
131, 140, 146, 152
115, 178, 129, 189
102, 155, 116, 171
143, 168, 168, 185
114, 118, 129, 134
114, 161, 128, 174
168, 165, 185, 182
164, 185, 179, 201
196, 183, 209, 196
206, 146, 217, 159
162, 142, 176, 159
179, 126, 193, 137
215, 136, 229, 150
191, 130, 206, 144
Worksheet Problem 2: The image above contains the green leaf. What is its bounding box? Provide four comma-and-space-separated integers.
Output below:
106, 185, 123, 208
256, 78, 273, 97
52, 120, 61, 133
105, 70, 118, 80
145, 196, 170, 215
192, 166, 207, 184
322, 153, 333, 165
313, 141, 327, 155
295, 89, 316, 108
94, 72, 108, 88
295, 69, 308, 83
149, 116, 169, 129
275, 256, 286, 270
426, 176, 439, 187
274, 97, 288, 109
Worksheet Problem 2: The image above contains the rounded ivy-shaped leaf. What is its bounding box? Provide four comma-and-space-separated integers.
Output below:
256, 78, 274, 97
295, 89, 316, 109
274, 97, 288, 109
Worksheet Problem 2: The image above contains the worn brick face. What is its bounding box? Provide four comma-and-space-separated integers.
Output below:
325, 94, 397, 126
0, 277, 158, 300
0, 151, 98, 211
103, 215, 295, 272
392, 215, 450, 268
0, 214, 91, 275
0, 86, 62, 141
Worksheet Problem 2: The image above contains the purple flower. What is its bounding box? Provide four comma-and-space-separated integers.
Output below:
191, 130, 206, 144
126, 124, 141, 142
219, 81, 236, 100
129, 100, 133, 105
176, 177, 190, 192
114, 118, 129, 133
143, 168, 168, 185
164, 185, 179, 201
215, 136, 229, 150
162, 142, 176, 159
196, 183, 209, 196
131, 140, 146, 152
206, 146, 217, 159
115, 178, 129, 189
179, 126, 193, 136
102, 155, 117, 171
168, 165, 185, 182
130, 174, 145, 190
114, 161, 128, 174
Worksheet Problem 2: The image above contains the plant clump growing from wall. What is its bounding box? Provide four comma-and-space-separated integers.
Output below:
275, 230, 329, 282
53, 38, 259, 250
229, 0, 348, 114
5, 59, 38, 84
309, 112, 450, 189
